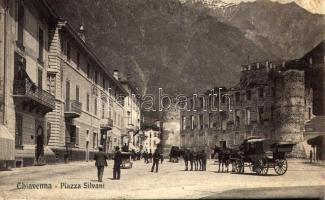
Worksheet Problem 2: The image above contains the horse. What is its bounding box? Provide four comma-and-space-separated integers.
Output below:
213, 146, 231, 172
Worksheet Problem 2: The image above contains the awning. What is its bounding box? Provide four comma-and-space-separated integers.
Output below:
0, 125, 15, 161
307, 135, 323, 146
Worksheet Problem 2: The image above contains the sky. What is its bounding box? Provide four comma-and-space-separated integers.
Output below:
223, 0, 325, 14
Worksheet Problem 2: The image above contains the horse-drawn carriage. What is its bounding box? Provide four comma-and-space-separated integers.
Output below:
231, 136, 295, 175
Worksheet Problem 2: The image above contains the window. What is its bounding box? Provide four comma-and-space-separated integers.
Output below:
246, 90, 251, 100
102, 77, 106, 89
94, 70, 98, 84
235, 110, 240, 127
258, 107, 264, 124
258, 87, 264, 98
38, 28, 44, 61
94, 97, 97, 115
235, 92, 240, 102
308, 107, 312, 120
15, 114, 23, 148
60, 36, 64, 54
76, 85, 79, 102
38, 68, 43, 89
127, 111, 131, 124
67, 42, 71, 61
246, 108, 251, 125
86, 93, 90, 112
190, 115, 194, 130
181, 116, 186, 130
47, 73, 56, 95
65, 80, 70, 102
208, 113, 213, 128
93, 132, 98, 149
199, 114, 204, 129
221, 95, 226, 104
17, 3, 24, 46
76, 52, 80, 70
102, 102, 105, 118
87, 64, 90, 78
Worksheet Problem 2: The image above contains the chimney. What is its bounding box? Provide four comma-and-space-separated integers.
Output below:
113, 70, 119, 80
78, 24, 85, 42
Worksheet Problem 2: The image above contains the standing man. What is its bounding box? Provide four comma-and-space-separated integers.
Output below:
310, 149, 313, 163
197, 151, 203, 171
151, 149, 160, 173
183, 149, 190, 171
160, 154, 164, 164
94, 146, 108, 182
113, 146, 122, 180
148, 151, 153, 163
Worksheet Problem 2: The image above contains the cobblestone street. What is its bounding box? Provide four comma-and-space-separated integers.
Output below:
0, 159, 324, 199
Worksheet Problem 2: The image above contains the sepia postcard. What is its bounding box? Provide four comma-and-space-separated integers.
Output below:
0, 0, 325, 199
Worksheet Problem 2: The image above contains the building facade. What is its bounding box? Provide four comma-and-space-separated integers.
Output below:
0, 0, 131, 167
179, 42, 325, 158
118, 73, 141, 151
46, 19, 127, 161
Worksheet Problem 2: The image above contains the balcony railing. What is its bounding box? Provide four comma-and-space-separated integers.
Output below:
100, 118, 113, 130
13, 79, 55, 112
64, 100, 82, 118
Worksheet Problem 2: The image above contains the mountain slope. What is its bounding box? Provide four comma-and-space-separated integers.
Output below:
48, 0, 324, 98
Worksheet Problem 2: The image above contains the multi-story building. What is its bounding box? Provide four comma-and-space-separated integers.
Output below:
179, 41, 325, 158
47, 19, 127, 161
0, 0, 59, 167
0, 0, 129, 167
139, 128, 161, 154
117, 72, 141, 151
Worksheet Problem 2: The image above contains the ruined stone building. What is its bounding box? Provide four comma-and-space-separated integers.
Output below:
180, 41, 325, 158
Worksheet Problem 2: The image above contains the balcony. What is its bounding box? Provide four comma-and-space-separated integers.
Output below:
100, 118, 113, 130
13, 79, 55, 113
64, 100, 82, 118
126, 123, 135, 131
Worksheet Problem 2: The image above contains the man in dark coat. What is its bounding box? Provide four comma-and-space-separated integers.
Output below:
148, 151, 153, 163
151, 149, 160, 173
94, 146, 108, 182
113, 146, 122, 180
183, 149, 190, 171
189, 150, 194, 171
201, 150, 207, 171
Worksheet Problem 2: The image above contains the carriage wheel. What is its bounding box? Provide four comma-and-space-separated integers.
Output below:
235, 160, 244, 174
274, 159, 288, 175
255, 158, 268, 175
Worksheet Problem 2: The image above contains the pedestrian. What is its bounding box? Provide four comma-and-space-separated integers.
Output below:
310, 149, 313, 163
197, 151, 203, 171
183, 149, 190, 171
113, 146, 122, 180
189, 150, 194, 171
148, 151, 153, 163
201, 150, 207, 171
160, 154, 164, 164
143, 151, 148, 163
94, 146, 108, 182
151, 149, 160, 173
